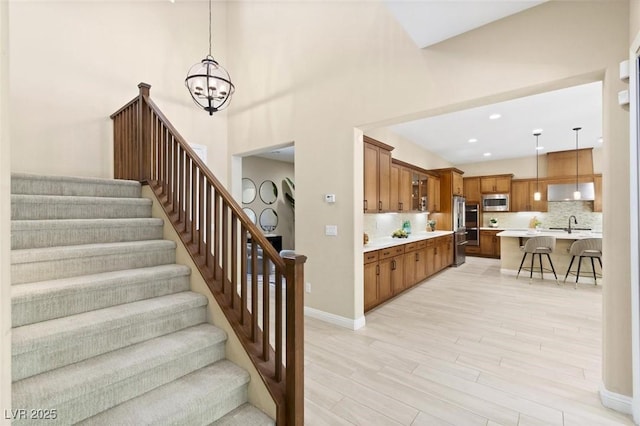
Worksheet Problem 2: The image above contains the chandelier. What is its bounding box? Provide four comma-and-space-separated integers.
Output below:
185, 0, 235, 114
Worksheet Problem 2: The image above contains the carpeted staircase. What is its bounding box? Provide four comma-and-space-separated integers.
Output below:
10, 173, 274, 425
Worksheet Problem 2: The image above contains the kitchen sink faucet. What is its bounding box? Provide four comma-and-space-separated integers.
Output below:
568, 215, 578, 234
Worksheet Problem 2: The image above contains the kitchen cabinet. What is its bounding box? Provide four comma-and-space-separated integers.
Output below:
398, 167, 413, 212
546, 148, 594, 178
363, 261, 379, 311
403, 242, 419, 288
427, 175, 440, 212
594, 174, 603, 212
480, 230, 500, 258
390, 164, 400, 214
412, 172, 429, 211
511, 179, 547, 212
433, 168, 465, 231
463, 177, 481, 203
480, 175, 512, 193
363, 138, 393, 213
452, 171, 464, 196
363, 235, 452, 312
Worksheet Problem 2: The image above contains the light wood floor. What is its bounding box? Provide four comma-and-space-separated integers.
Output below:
304, 257, 633, 426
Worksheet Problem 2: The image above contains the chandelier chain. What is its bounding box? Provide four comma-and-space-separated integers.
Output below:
208, 0, 212, 56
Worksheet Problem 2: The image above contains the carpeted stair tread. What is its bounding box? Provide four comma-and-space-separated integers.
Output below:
210, 403, 275, 426
12, 292, 208, 380
78, 361, 250, 426
11, 173, 141, 198
12, 324, 227, 426
11, 240, 176, 284
11, 194, 152, 220
11, 218, 164, 249
11, 264, 191, 326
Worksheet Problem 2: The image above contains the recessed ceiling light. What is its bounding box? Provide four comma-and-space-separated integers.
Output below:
532, 128, 543, 134
483, 152, 492, 157
468, 138, 478, 143
489, 113, 501, 120
536, 146, 544, 151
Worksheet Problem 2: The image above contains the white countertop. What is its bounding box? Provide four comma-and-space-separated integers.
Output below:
496, 229, 602, 240
364, 231, 453, 253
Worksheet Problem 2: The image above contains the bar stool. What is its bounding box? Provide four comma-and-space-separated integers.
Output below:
563, 238, 602, 288
517, 236, 558, 284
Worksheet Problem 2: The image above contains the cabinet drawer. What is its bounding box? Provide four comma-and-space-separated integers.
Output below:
417, 240, 427, 249
404, 242, 418, 252
379, 246, 404, 260
426, 239, 436, 247
364, 251, 379, 264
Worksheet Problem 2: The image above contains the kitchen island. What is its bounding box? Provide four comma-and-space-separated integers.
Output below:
497, 229, 602, 282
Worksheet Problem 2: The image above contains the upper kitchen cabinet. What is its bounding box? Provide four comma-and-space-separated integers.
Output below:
480, 174, 512, 193
463, 177, 481, 203
452, 171, 464, 196
546, 148, 594, 178
412, 171, 429, 212
363, 137, 393, 213
427, 174, 440, 212
392, 158, 429, 212
511, 179, 547, 212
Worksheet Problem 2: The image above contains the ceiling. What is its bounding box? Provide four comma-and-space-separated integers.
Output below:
389, 81, 603, 165
384, 0, 547, 48
255, 146, 295, 163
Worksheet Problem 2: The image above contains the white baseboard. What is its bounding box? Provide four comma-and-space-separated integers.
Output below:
304, 306, 366, 330
599, 383, 633, 415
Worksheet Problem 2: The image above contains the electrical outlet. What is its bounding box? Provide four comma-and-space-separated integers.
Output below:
305, 282, 311, 293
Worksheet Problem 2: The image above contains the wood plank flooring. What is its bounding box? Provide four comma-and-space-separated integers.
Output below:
304, 257, 632, 425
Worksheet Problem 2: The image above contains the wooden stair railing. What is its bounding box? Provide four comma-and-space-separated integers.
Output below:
111, 83, 305, 425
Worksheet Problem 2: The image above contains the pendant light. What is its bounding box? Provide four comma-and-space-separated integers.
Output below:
533, 132, 542, 201
185, 0, 235, 115
573, 127, 582, 200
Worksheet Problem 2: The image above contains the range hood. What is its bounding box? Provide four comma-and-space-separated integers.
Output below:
547, 182, 595, 201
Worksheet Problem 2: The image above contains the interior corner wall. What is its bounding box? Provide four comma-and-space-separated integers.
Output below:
0, 0, 11, 422
9, 2, 229, 184
241, 156, 295, 251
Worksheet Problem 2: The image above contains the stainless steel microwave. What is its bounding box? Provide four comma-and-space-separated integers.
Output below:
482, 194, 509, 212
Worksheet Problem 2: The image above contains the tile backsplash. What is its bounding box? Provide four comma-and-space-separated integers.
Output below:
483, 201, 602, 231
363, 213, 429, 239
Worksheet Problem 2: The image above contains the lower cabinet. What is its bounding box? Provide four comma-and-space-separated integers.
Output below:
479, 230, 501, 258
466, 230, 500, 259
364, 235, 454, 312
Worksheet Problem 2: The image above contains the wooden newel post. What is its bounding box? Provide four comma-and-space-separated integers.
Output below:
283, 254, 307, 426
138, 82, 151, 184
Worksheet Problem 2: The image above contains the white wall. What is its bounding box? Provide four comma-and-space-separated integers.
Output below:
9, 1, 229, 183
226, 0, 631, 394
0, 1, 10, 421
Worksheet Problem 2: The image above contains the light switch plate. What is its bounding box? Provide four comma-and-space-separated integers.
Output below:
325, 225, 338, 236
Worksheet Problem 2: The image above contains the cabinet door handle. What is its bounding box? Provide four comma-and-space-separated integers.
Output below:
435, 247, 438, 255
399, 202, 403, 211
415, 253, 419, 262
392, 259, 396, 270
379, 201, 382, 211
376, 264, 380, 275
364, 200, 368, 211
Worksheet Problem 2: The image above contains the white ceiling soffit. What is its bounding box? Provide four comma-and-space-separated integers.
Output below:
389, 81, 603, 165
385, 0, 547, 48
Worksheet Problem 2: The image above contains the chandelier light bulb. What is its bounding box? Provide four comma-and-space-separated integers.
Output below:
533, 192, 541, 201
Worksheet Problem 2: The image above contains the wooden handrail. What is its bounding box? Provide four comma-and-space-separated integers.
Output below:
112, 83, 305, 425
